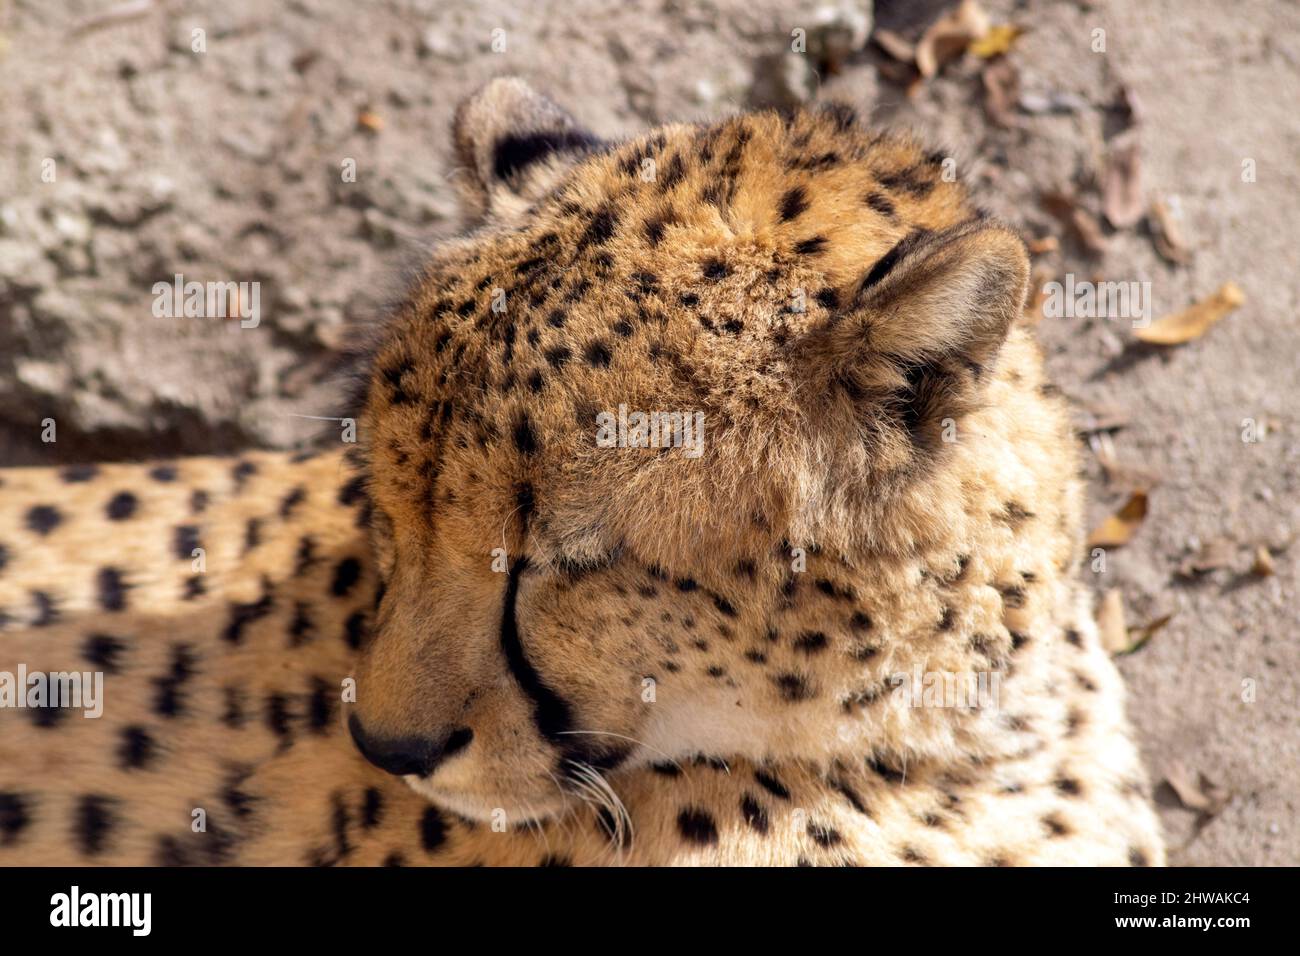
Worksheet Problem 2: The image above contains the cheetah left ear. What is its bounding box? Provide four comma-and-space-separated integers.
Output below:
452, 77, 603, 225
807, 221, 1029, 444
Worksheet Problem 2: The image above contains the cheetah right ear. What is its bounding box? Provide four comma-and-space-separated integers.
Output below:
452, 77, 603, 225
806, 221, 1030, 450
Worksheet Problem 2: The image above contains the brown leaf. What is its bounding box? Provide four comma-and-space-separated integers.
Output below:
915, 0, 990, 78
1097, 589, 1128, 653
1041, 191, 1109, 257
1165, 762, 1231, 816
1135, 282, 1245, 345
1103, 135, 1143, 229
1087, 491, 1148, 549
1177, 536, 1236, 577
981, 57, 1020, 128
1149, 198, 1191, 264
1076, 400, 1129, 435
1251, 546, 1275, 578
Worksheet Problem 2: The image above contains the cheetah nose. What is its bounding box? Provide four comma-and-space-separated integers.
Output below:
348, 714, 474, 778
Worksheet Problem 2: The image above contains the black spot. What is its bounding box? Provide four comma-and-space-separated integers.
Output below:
31, 590, 57, 626
83, 633, 126, 673
265, 693, 293, 740
2, 792, 34, 842
807, 822, 843, 847
60, 464, 98, 482
224, 588, 274, 643
740, 794, 769, 834
420, 806, 447, 852
585, 340, 612, 368
754, 769, 792, 800
513, 413, 540, 457
308, 677, 333, 731
96, 567, 127, 611
779, 185, 809, 221
361, 788, 384, 828
74, 795, 116, 856
773, 672, 813, 701
344, 611, 368, 650
1129, 846, 1152, 867
799, 292, 833, 319
676, 808, 719, 845
118, 725, 156, 770
331, 557, 362, 597
383, 852, 405, 867
189, 489, 209, 513
577, 206, 618, 250
651, 762, 682, 777
794, 235, 827, 255
849, 611, 872, 631
222, 687, 247, 728
25, 505, 62, 535
701, 258, 729, 281
149, 464, 177, 482
794, 631, 828, 654
878, 165, 936, 198
232, 460, 258, 487
174, 525, 201, 561
279, 486, 306, 518
105, 492, 137, 521
152, 644, 197, 718
337, 474, 367, 507
644, 218, 666, 246
864, 191, 896, 218
289, 602, 315, 646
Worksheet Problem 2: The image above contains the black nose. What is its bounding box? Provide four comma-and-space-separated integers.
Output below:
348, 714, 473, 778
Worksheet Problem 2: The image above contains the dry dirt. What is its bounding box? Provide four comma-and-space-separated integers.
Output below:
1, 0, 1296, 864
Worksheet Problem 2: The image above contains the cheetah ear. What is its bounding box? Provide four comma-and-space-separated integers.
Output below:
844, 222, 1029, 368
811, 222, 1030, 443
452, 77, 603, 224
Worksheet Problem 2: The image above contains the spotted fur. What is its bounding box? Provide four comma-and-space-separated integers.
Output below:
0, 79, 1162, 865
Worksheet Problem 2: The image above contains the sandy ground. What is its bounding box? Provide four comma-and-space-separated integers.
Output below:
0, 0, 1296, 864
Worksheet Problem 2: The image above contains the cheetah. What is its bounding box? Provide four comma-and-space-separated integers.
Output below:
0, 78, 1163, 866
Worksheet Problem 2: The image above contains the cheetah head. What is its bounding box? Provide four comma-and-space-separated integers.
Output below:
347, 79, 1037, 824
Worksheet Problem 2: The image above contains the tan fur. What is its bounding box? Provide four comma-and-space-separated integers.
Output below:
0, 79, 1162, 865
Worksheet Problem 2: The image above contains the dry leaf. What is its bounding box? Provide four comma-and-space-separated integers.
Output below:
981, 57, 1020, 128
915, 0, 991, 78
1119, 613, 1173, 656
1251, 546, 1275, 577
1165, 762, 1231, 816
357, 110, 384, 132
1103, 135, 1143, 229
1076, 400, 1129, 435
1177, 536, 1236, 577
1087, 490, 1148, 549
1149, 198, 1191, 264
873, 28, 916, 64
1097, 589, 1128, 653
1135, 282, 1245, 345
1041, 191, 1109, 257
969, 23, 1023, 58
